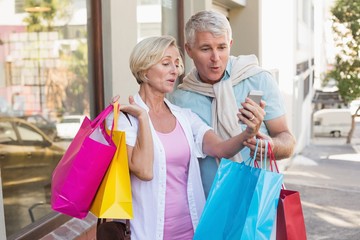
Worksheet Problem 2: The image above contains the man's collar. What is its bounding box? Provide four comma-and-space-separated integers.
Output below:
222, 61, 231, 80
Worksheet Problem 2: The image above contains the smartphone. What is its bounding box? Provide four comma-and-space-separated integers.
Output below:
247, 90, 263, 105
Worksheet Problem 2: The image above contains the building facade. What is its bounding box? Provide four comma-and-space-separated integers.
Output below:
0, 0, 319, 238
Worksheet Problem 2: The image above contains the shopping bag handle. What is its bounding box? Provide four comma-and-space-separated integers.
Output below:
254, 140, 278, 172
252, 139, 286, 189
254, 139, 265, 169
244, 139, 260, 167
267, 142, 279, 173
90, 104, 114, 129
267, 141, 286, 189
253, 139, 268, 169
109, 101, 120, 137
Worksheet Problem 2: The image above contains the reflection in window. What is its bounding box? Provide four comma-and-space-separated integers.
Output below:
0, 0, 90, 237
0, 122, 16, 144
17, 123, 43, 142
61, 118, 81, 123
137, 0, 178, 42
1, 0, 90, 120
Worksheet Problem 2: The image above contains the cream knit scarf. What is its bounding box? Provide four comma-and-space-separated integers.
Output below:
177, 55, 264, 162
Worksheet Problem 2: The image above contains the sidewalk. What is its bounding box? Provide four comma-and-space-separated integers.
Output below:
284, 133, 360, 240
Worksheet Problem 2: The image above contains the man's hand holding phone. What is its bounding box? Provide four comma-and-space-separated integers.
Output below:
247, 90, 263, 105
242, 90, 268, 160
244, 90, 264, 121
238, 90, 265, 136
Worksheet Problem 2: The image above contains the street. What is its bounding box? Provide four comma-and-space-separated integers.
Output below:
284, 122, 360, 240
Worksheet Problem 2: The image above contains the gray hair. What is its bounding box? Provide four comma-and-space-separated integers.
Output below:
129, 35, 184, 84
185, 10, 232, 47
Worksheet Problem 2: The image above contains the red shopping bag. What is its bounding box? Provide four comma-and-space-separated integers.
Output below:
276, 189, 307, 240
51, 103, 117, 219
268, 143, 307, 240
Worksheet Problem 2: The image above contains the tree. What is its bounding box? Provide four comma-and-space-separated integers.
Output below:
326, 0, 360, 143
23, 0, 72, 32
22, 0, 89, 115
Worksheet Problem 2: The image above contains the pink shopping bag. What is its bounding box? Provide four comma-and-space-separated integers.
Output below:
51, 104, 116, 219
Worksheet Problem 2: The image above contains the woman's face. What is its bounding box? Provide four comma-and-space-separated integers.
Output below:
145, 45, 181, 94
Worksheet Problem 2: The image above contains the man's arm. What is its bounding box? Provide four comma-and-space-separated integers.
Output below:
264, 115, 296, 160
243, 115, 296, 160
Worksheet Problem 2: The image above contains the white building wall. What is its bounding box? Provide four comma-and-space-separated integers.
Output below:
102, 0, 138, 104
294, 0, 316, 152
0, 0, 27, 25
259, 0, 315, 154
229, 2, 260, 58
183, 0, 213, 71
104, 0, 317, 153
260, 0, 296, 141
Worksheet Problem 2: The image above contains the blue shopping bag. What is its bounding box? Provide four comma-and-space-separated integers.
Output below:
194, 140, 283, 240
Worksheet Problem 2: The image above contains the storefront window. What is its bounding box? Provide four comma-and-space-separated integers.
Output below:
137, 0, 179, 42
0, 0, 90, 237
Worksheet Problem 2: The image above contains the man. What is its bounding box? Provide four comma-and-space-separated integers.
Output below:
169, 10, 296, 197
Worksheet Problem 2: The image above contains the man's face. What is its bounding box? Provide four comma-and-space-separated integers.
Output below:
185, 31, 232, 84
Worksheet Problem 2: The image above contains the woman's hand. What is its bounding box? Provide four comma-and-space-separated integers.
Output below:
119, 96, 147, 120
244, 132, 274, 161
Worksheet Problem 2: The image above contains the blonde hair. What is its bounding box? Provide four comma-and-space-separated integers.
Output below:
129, 36, 184, 84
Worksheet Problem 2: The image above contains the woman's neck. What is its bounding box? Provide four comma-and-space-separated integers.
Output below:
139, 87, 167, 113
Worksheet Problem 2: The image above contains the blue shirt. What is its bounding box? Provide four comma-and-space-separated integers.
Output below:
169, 58, 286, 197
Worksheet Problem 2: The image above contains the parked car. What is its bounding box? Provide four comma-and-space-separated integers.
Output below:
313, 108, 352, 137
19, 114, 57, 140
56, 115, 87, 140
0, 117, 65, 188
0, 96, 12, 116
0, 117, 65, 236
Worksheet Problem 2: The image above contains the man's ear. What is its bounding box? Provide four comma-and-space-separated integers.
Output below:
229, 39, 233, 48
185, 43, 193, 58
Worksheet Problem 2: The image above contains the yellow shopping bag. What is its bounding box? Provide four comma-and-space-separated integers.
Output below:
90, 102, 133, 219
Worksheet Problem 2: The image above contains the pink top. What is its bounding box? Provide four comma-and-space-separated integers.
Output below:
156, 120, 193, 240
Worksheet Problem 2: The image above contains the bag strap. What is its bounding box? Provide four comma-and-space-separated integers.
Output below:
267, 142, 286, 189
124, 219, 131, 236
110, 95, 132, 127
245, 139, 259, 167
260, 139, 268, 169
109, 101, 132, 129
254, 139, 263, 169
113, 102, 119, 130
90, 104, 114, 129
123, 112, 132, 126
253, 139, 271, 171
109, 101, 119, 137
268, 142, 278, 173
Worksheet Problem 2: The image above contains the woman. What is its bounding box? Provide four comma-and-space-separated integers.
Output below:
107, 36, 265, 240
